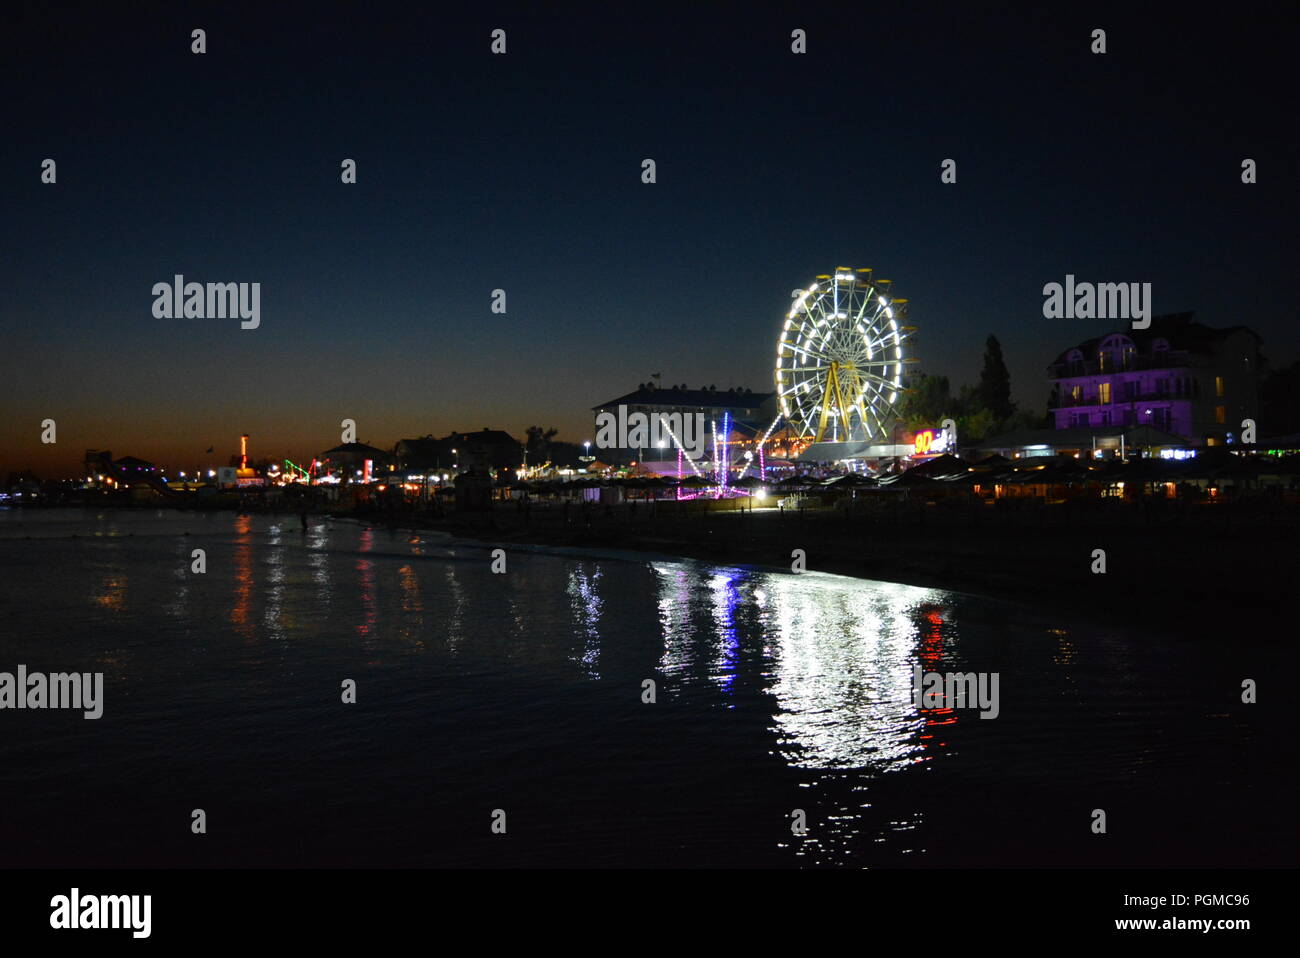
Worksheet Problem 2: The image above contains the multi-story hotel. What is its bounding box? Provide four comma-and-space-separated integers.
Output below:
1048, 313, 1259, 446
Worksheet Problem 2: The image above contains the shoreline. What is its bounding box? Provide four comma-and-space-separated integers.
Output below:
358, 502, 1292, 640
9, 500, 1288, 640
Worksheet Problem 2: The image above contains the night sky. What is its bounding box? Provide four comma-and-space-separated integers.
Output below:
4, 2, 1296, 475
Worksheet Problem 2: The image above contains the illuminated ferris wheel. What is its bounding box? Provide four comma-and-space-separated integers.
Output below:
774, 267, 915, 444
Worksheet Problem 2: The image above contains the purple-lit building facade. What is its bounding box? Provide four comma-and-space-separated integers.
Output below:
1048, 313, 1260, 447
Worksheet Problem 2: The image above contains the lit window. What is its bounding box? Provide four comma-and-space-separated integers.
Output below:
1099, 382, 1111, 404
1215, 405, 1226, 424
1215, 376, 1225, 398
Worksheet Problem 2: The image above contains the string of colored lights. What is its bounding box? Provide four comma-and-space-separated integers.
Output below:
659, 417, 706, 478
711, 420, 719, 497
736, 414, 783, 482
720, 411, 730, 496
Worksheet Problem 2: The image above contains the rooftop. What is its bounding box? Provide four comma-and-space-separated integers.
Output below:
321, 442, 390, 457
1049, 312, 1260, 369
594, 385, 773, 411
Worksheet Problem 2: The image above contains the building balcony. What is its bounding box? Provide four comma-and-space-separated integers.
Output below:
1048, 353, 1204, 379
1049, 392, 1196, 410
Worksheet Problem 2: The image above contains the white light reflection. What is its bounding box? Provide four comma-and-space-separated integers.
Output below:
652, 562, 950, 772
443, 562, 467, 652
762, 573, 944, 772
655, 563, 696, 680
264, 521, 286, 645
566, 565, 603, 678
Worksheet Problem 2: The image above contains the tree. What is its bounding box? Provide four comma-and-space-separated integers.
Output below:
524, 426, 559, 461
896, 374, 953, 429
960, 407, 999, 442
892, 334, 1043, 445
977, 335, 1015, 423
1261, 360, 1300, 435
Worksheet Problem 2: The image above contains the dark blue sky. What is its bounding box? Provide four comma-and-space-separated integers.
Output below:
4, 1, 1296, 473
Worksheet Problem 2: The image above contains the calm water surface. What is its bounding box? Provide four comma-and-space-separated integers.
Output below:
0, 508, 1291, 867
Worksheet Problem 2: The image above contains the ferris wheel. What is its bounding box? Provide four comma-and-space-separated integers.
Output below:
774, 267, 915, 444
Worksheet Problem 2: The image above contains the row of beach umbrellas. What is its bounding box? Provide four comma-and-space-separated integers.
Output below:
494, 472, 873, 493
484, 450, 1296, 495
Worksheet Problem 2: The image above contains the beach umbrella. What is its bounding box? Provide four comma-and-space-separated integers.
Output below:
679, 475, 716, 488
890, 469, 943, 487
908, 453, 969, 480
836, 473, 878, 487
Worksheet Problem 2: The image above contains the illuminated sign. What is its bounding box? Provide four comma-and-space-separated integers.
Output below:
914, 419, 957, 456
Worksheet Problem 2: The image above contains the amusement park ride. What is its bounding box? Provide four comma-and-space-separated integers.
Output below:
774, 267, 917, 449
185, 268, 923, 497
671, 266, 920, 494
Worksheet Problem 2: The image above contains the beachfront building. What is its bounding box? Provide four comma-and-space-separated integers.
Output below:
591, 383, 776, 468
318, 442, 391, 482
1047, 313, 1260, 447
393, 429, 521, 476
83, 451, 160, 487
970, 424, 1192, 461
393, 436, 452, 477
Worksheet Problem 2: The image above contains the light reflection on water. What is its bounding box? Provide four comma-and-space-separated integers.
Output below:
0, 509, 1283, 867
655, 562, 946, 771
567, 566, 603, 679
650, 564, 957, 863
